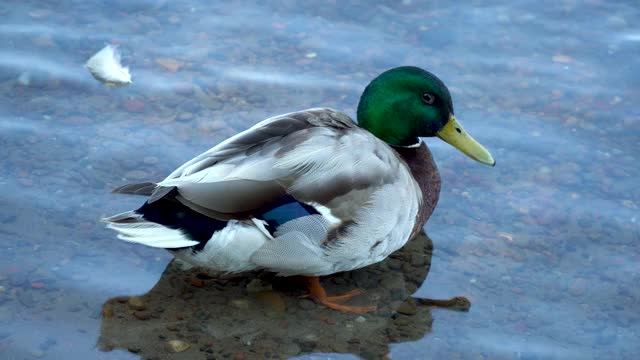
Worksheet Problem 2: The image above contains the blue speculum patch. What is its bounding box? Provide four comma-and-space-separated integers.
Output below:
258, 195, 320, 232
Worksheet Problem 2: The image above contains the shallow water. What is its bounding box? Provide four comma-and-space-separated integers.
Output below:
1, 0, 638, 359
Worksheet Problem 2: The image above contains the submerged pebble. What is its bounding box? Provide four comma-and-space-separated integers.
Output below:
297, 298, 316, 310
29, 349, 45, 358
134, 311, 152, 320
230, 299, 250, 309
569, 278, 588, 297
166, 339, 190, 353
122, 99, 146, 113
128, 296, 147, 311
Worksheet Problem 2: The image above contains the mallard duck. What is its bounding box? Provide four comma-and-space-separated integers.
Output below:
104, 66, 494, 313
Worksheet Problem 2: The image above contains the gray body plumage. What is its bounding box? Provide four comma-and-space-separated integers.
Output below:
105, 108, 424, 276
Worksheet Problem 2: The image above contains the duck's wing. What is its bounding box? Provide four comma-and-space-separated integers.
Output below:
152, 108, 400, 220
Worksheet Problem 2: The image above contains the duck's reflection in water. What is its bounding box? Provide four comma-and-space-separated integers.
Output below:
98, 231, 469, 359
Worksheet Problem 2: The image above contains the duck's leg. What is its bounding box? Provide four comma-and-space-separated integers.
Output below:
304, 276, 376, 314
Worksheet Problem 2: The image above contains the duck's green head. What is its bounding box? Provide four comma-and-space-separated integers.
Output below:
357, 66, 495, 166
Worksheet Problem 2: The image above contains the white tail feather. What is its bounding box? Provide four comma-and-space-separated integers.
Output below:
104, 216, 199, 249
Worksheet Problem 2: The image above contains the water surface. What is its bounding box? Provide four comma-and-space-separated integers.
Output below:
0, 1, 638, 359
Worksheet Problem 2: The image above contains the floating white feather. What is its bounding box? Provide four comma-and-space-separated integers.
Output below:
85, 44, 132, 87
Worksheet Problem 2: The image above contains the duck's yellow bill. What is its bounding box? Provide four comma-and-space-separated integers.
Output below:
437, 115, 495, 166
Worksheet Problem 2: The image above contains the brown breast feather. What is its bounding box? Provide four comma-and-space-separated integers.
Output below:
393, 142, 441, 240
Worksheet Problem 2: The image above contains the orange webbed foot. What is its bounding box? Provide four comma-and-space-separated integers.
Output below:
304, 276, 376, 314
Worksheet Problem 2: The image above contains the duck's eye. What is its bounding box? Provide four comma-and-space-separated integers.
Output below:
421, 92, 435, 105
